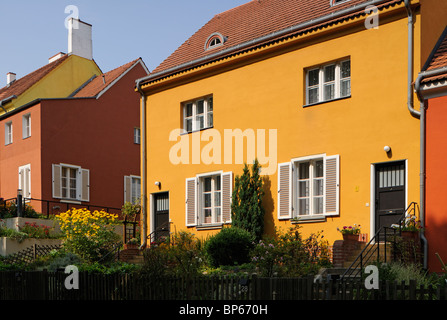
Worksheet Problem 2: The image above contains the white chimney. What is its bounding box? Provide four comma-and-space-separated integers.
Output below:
68, 18, 93, 60
7, 72, 16, 85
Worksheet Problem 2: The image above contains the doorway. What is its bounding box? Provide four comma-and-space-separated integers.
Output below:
374, 161, 406, 234
152, 192, 170, 242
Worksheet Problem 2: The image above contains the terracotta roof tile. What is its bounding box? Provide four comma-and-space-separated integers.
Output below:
72, 58, 142, 97
423, 30, 447, 83
0, 54, 69, 101
150, 0, 402, 79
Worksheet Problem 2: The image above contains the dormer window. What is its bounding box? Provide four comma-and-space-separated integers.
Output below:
205, 32, 225, 51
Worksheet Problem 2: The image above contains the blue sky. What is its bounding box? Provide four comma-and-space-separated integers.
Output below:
0, 0, 250, 85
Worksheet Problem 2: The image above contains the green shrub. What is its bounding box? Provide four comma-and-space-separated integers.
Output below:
205, 227, 254, 267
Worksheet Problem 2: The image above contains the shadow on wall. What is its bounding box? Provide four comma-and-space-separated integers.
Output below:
262, 175, 276, 237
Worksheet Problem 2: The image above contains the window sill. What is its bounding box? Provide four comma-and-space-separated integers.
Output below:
196, 223, 223, 230
291, 214, 326, 224
303, 95, 351, 108
180, 126, 214, 136
60, 199, 82, 205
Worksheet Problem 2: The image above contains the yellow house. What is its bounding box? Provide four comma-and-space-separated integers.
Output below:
137, 0, 447, 254
0, 19, 101, 114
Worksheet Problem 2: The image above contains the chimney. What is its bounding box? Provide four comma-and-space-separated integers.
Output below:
7, 72, 16, 85
68, 18, 93, 60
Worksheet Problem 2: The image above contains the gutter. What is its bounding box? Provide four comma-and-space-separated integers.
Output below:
0, 95, 17, 113
414, 66, 447, 270
136, 79, 148, 249
137, 0, 403, 86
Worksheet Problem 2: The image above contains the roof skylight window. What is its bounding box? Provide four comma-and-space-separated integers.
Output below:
331, 0, 352, 6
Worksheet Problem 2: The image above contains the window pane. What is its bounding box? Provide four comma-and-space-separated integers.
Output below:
186, 119, 193, 132
315, 160, 324, 178
214, 191, 221, 206
204, 177, 212, 192
197, 115, 204, 129
207, 112, 213, 127
341, 60, 351, 78
308, 88, 319, 104
299, 199, 309, 215
299, 162, 310, 179
207, 98, 213, 112
215, 175, 221, 191
299, 181, 309, 197
308, 69, 319, 86
324, 84, 334, 100
313, 197, 324, 214
324, 65, 335, 82
214, 208, 221, 222
197, 100, 204, 114
340, 79, 351, 97
314, 179, 324, 196
186, 103, 193, 117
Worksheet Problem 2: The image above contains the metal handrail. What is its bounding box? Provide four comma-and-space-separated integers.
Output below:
341, 202, 419, 280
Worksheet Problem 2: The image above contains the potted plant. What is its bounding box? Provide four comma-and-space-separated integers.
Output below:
337, 224, 361, 241
399, 215, 421, 241
124, 238, 140, 249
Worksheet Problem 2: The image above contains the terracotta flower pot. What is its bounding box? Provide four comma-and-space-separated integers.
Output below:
401, 231, 419, 241
343, 234, 359, 242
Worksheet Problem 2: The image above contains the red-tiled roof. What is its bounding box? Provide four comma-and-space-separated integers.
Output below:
72, 58, 143, 97
0, 54, 69, 101
150, 0, 402, 80
422, 29, 447, 83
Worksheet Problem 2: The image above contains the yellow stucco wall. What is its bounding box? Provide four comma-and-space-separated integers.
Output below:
2, 55, 101, 113
142, 4, 423, 245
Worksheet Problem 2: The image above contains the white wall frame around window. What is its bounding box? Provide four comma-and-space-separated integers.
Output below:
22, 113, 31, 139
305, 58, 351, 106
182, 95, 213, 134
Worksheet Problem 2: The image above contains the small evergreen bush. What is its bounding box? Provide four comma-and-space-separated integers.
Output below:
205, 227, 254, 267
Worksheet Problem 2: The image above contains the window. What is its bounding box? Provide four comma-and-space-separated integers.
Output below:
278, 154, 340, 221
183, 96, 213, 133
18, 164, 31, 199
202, 175, 221, 224
305, 59, 351, 105
331, 0, 352, 5
124, 175, 141, 204
205, 32, 225, 50
22, 114, 31, 139
5, 121, 12, 145
134, 127, 140, 144
52, 164, 90, 202
186, 171, 232, 227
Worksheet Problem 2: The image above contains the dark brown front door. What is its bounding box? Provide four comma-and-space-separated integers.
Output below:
375, 161, 406, 234
153, 192, 169, 242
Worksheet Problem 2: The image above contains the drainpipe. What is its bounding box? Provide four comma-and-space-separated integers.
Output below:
136, 79, 148, 250
404, 0, 420, 119
414, 66, 447, 270
0, 95, 17, 113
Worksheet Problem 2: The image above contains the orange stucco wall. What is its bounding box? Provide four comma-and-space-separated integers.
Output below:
425, 95, 447, 273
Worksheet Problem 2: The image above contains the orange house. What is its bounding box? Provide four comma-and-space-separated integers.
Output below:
417, 27, 447, 273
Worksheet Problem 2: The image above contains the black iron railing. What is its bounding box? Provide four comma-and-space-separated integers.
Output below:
341, 202, 420, 280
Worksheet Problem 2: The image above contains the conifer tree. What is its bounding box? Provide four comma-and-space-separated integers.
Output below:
231, 159, 265, 241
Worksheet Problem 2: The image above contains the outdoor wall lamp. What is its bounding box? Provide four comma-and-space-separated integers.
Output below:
384, 146, 391, 153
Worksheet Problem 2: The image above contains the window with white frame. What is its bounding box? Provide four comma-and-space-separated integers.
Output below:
124, 175, 141, 204
306, 59, 351, 105
278, 154, 340, 221
18, 164, 31, 199
183, 96, 213, 133
186, 171, 232, 227
52, 164, 90, 202
22, 113, 31, 139
134, 127, 140, 144
202, 174, 221, 224
5, 121, 12, 145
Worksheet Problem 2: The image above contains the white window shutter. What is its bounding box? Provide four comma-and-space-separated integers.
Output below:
124, 176, 131, 203
18, 167, 24, 193
325, 155, 340, 216
52, 164, 62, 199
80, 168, 90, 202
278, 162, 292, 220
185, 177, 197, 227
221, 171, 233, 224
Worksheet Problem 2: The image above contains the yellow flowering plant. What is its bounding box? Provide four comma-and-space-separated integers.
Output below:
56, 208, 121, 262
